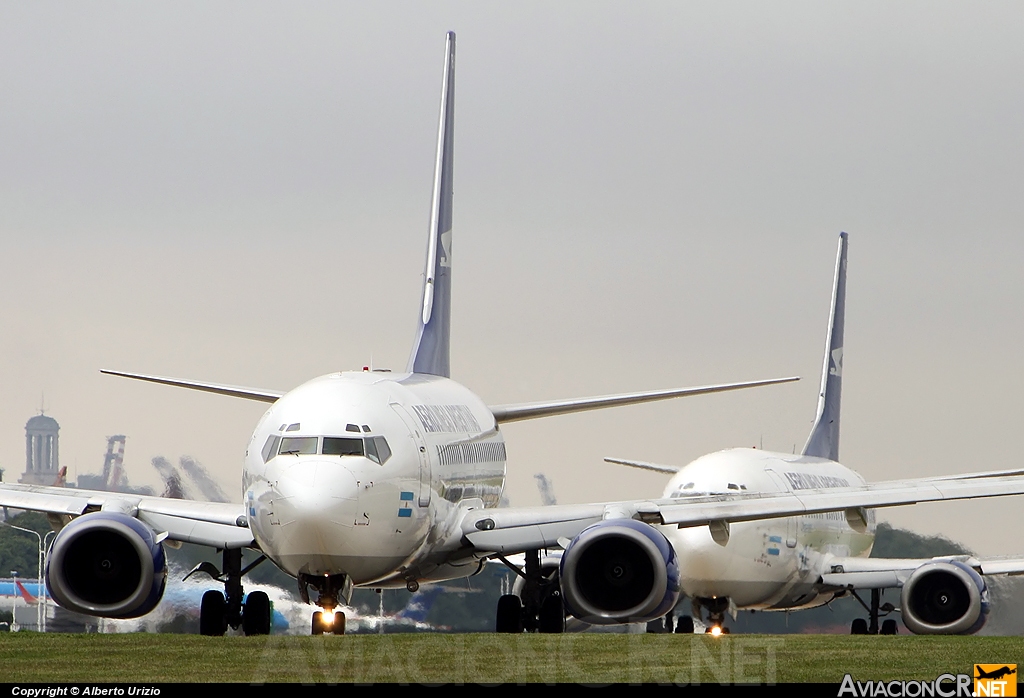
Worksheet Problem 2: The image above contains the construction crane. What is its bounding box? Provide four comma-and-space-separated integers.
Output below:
101, 435, 127, 491
534, 473, 557, 506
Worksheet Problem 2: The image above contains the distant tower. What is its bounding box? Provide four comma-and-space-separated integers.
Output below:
19, 413, 60, 485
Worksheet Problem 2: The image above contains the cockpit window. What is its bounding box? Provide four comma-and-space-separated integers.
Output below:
323, 437, 364, 457
364, 436, 379, 463
285, 423, 301, 432
372, 436, 391, 465
261, 435, 281, 463
279, 436, 317, 455
363, 436, 392, 465
346, 424, 360, 433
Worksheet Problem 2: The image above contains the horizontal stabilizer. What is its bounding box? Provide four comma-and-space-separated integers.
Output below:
488, 376, 799, 423
101, 370, 284, 404
603, 457, 680, 474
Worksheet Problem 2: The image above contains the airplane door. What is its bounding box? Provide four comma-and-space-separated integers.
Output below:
390, 402, 431, 507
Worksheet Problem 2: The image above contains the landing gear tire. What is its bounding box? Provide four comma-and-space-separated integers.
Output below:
332, 611, 347, 635
538, 594, 564, 634
242, 591, 272, 636
312, 611, 326, 636
496, 594, 524, 633
880, 619, 898, 635
675, 615, 694, 634
851, 618, 869, 635
200, 590, 228, 636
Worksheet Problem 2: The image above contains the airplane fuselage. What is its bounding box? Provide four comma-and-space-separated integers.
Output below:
662, 448, 874, 611
242, 371, 875, 616
242, 370, 506, 589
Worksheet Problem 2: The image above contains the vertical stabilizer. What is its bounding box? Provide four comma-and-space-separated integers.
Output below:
408, 32, 456, 377
802, 232, 848, 462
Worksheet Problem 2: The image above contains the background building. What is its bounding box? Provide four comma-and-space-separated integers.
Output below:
18, 414, 59, 486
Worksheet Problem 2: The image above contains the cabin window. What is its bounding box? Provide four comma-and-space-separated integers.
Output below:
323, 437, 364, 457
279, 436, 317, 455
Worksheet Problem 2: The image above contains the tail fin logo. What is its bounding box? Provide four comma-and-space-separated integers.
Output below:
440, 230, 452, 268
830, 347, 843, 378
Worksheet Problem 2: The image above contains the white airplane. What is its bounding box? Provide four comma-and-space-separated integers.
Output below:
599, 232, 1024, 636
0, 32, 801, 637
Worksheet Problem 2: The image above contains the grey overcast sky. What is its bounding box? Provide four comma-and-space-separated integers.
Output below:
1, 2, 1022, 555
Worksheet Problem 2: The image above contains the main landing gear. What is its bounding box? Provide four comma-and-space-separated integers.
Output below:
495, 550, 564, 633
190, 549, 271, 636
299, 573, 353, 636
849, 588, 899, 635
647, 613, 697, 633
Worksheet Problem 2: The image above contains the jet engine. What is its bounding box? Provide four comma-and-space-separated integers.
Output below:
559, 518, 680, 625
900, 561, 988, 635
45, 512, 167, 618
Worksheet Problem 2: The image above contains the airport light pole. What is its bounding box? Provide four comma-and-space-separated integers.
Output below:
1, 521, 43, 631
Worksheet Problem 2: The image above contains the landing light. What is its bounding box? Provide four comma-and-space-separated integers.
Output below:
710, 625, 723, 637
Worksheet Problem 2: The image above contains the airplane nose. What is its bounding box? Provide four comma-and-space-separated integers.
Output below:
276, 460, 360, 524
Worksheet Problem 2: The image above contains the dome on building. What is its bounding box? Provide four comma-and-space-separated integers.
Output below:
26, 414, 59, 432
20, 412, 60, 486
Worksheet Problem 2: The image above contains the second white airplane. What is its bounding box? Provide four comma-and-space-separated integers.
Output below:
601, 232, 1024, 635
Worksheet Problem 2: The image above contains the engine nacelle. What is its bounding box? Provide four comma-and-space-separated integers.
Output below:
900, 561, 988, 635
45, 512, 167, 619
559, 518, 680, 625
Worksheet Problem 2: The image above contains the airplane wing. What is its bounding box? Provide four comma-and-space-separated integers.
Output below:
0, 482, 252, 549
819, 554, 1024, 590
459, 470, 1024, 554
100, 369, 284, 404
488, 376, 800, 423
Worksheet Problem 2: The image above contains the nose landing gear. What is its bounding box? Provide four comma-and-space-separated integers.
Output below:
694, 596, 731, 635
312, 609, 347, 635
300, 573, 353, 636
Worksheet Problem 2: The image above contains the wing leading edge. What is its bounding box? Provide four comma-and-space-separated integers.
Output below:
0, 482, 252, 549
459, 471, 1024, 555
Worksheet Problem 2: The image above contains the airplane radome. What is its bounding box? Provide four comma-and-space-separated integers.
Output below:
2, 33, 1022, 638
